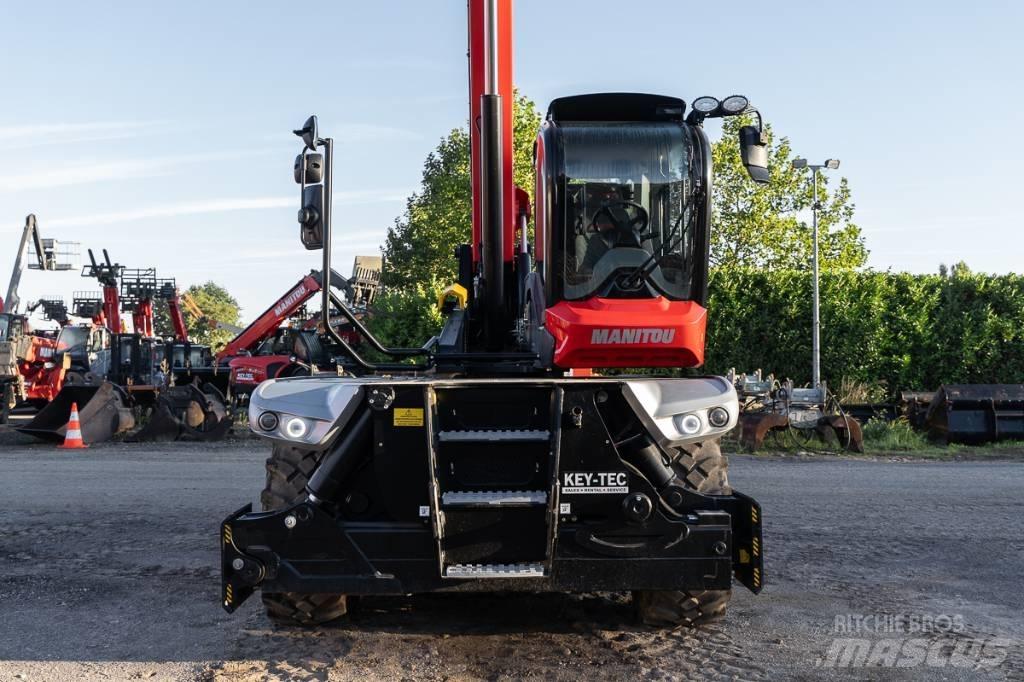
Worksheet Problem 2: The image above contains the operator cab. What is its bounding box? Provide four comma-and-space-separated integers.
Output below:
0, 314, 18, 342
55, 324, 111, 378
535, 94, 704, 306
529, 93, 765, 369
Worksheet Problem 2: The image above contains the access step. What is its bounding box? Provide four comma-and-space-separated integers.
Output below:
437, 429, 550, 443
442, 490, 548, 507
444, 562, 546, 579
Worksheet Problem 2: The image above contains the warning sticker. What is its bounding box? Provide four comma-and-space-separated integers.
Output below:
562, 471, 629, 495
393, 407, 424, 427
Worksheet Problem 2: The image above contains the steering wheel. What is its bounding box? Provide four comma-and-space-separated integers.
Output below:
589, 201, 649, 247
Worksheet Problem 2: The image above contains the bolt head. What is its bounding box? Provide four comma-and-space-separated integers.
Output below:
284, 514, 297, 529
231, 558, 245, 571
714, 541, 728, 555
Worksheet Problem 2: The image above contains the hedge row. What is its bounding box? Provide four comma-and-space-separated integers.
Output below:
704, 269, 1024, 394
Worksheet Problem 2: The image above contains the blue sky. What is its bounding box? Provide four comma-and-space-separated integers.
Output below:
1, 0, 1020, 324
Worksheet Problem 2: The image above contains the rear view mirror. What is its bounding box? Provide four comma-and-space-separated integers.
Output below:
294, 153, 324, 184
298, 185, 324, 250
739, 125, 769, 184
294, 115, 319, 151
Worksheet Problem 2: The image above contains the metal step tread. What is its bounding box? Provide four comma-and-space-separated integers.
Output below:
442, 490, 548, 506
437, 429, 550, 443
444, 562, 546, 578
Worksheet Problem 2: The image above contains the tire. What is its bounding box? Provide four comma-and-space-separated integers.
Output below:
633, 439, 733, 628
0, 383, 12, 425
260, 443, 348, 626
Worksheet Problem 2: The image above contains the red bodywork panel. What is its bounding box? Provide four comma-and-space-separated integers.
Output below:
21, 335, 63, 402
228, 355, 289, 393
545, 298, 707, 369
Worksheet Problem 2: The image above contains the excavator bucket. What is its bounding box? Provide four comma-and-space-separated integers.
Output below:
925, 384, 1024, 444
16, 382, 134, 444
133, 383, 232, 442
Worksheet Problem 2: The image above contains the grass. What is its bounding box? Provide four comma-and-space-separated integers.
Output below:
861, 418, 927, 451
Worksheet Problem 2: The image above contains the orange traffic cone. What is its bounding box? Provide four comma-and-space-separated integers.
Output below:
59, 402, 88, 449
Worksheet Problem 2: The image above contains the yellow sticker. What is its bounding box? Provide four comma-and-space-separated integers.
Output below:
393, 407, 424, 427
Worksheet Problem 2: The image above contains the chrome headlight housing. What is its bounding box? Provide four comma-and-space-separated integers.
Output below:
622, 377, 739, 446
248, 377, 364, 447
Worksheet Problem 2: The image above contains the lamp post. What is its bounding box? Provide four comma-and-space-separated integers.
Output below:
791, 157, 840, 389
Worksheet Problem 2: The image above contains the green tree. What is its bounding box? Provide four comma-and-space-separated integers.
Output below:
382, 91, 541, 290
362, 279, 444, 353
154, 281, 241, 352
710, 117, 867, 270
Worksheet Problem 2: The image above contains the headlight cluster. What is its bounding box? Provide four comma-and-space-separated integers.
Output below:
254, 410, 314, 442
673, 406, 732, 437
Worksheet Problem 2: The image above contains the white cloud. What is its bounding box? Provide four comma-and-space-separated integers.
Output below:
44, 191, 407, 228
0, 121, 166, 149
261, 123, 420, 144
0, 149, 278, 193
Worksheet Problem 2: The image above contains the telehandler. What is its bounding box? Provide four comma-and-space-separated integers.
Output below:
221, 0, 768, 627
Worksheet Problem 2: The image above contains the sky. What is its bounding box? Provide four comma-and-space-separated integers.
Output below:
1, 0, 1021, 325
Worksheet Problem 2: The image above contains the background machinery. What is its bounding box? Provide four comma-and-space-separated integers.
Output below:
220, 0, 769, 627
16, 252, 231, 443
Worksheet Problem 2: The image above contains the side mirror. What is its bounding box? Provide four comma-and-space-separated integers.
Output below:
294, 115, 319, 151
739, 125, 770, 184
294, 153, 324, 184
298, 185, 325, 250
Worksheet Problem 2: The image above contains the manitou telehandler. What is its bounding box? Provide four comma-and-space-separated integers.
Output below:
221, 0, 769, 627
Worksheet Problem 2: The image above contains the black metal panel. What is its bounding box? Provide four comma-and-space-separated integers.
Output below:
547, 93, 686, 123
443, 507, 549, 565
926, 384, 1024, 443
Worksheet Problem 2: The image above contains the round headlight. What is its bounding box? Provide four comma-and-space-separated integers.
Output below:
691, 96, 720, 114
708, 406, 730, 428
284, 417, 308, 439
257, 411, 279, 431
720, 95, 749, 114
675, 413, 702, 435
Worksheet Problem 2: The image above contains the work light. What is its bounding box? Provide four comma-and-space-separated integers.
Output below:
721, 95, 749, 114
691, 96, 720, 114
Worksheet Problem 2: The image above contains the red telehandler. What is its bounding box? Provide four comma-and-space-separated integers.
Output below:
221, 0, 770, 627
216, 269, 349, 401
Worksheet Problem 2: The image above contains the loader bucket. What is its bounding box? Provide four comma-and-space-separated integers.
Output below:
132, 383, 232, 442
16, 382, 134, 444
925, 384, 1024, 444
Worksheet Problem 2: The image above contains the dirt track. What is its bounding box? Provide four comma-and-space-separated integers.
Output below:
1, 430, 1022, 681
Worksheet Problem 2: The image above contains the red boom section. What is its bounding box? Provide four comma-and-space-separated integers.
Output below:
132, 299, 154, 337
545, 298, 707, 369
468, 0, 515, 265
167, 294, 189, 342
216, 273, 322, 361
102, 285, 120, 333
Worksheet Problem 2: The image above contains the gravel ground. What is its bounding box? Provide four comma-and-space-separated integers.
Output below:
1, 425, 1022, 681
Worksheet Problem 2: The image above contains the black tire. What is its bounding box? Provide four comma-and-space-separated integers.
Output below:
260, 443, 348, 626
0, 383, 12, 425
633, 439, 733, 627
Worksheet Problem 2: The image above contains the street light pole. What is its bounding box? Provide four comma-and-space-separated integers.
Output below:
792, 158, 840, 389
810, 165, 820, 389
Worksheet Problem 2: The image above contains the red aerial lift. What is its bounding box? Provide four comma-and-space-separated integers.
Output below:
221, 0, 771, 627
